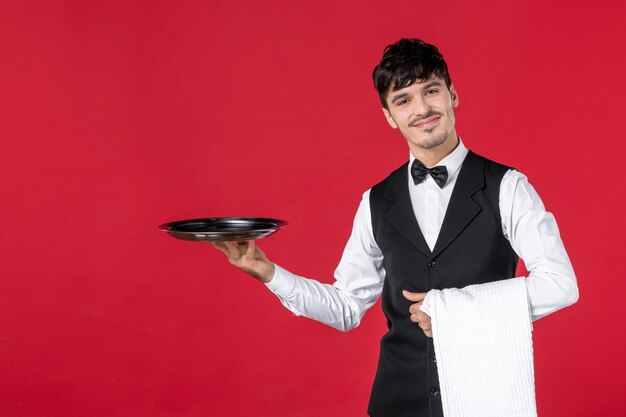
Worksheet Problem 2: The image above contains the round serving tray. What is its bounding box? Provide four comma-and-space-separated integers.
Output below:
158, 217, 288, 242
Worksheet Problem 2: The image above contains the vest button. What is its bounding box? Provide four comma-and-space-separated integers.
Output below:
430, 388, 440, 397
427, 261, 437, 268
431, 355, 437, 364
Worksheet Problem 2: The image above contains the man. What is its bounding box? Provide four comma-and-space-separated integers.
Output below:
211, 38, 578, 417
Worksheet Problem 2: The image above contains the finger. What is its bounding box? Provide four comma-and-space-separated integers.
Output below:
245, 240, 256, 258
224, 241, 242, 259
402, 290, 427, 302
254, 242, 266, 257
209, 241, 221, 250
209, 241, 230, 255
248, 240, 269, 262
235, 241, 249, 256
410, 311, 426, 322
409, 303, 423, 314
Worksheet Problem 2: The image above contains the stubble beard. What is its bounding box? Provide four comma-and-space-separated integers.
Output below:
419, 129, 450, 150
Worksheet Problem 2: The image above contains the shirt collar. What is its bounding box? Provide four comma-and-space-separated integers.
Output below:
408, 137, 469, 186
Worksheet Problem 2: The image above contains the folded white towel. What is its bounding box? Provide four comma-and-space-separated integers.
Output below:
420, 278, 537, 417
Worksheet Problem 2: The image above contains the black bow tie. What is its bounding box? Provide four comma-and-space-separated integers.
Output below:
411, 159, 448, 188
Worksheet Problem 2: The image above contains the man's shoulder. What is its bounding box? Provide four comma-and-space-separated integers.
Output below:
467, 149, 517, 178
370, 161, 408, 195
463, 150, 517, 179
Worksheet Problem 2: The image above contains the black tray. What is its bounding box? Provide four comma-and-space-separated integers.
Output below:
159, 217, 288, 242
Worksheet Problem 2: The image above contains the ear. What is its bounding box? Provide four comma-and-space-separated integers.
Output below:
382, 107, 398, 129
450, 84, 459, 107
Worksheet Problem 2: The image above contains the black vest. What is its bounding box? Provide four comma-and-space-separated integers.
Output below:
367, 150, 519, 417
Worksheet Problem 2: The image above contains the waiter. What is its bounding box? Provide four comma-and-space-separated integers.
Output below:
210, 38, 579, 417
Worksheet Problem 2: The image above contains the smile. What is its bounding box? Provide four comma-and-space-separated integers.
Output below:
413, 116, 441, 129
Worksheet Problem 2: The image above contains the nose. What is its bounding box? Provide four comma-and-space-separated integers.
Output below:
410, 96, 431, 118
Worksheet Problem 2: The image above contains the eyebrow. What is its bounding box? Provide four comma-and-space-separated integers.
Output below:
390, 81, 444, 104
422, 81, 443, 90
391, 93, 409, 104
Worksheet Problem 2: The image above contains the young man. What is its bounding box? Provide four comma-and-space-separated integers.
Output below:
211, 39, 578, 417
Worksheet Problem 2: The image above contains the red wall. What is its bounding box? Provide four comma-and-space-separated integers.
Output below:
1, 1, 624, 416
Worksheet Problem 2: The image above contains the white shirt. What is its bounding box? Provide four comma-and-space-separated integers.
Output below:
266, 138, 579, 331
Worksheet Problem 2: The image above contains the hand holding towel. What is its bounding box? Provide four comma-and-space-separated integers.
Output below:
420, 278, 537, 417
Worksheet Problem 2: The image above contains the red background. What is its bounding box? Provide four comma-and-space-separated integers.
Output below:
1, 1, 624, 416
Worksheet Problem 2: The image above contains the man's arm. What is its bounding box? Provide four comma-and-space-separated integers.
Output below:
500, 169, 579, 320
210, 190, 386, 332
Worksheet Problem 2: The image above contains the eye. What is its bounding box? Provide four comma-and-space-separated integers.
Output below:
425, 89, 439, 95
395, 98, 408, 106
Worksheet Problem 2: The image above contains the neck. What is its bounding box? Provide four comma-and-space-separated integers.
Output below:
410, 132, 459, 167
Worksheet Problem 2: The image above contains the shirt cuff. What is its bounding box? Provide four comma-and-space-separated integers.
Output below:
265, 263, 297, 298
420, 290, 436, 316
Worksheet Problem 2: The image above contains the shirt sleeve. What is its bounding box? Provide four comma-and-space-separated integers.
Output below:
499, 169, 579, 321
265, 190, 385, 331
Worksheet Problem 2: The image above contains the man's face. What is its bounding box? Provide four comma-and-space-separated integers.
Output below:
382, 76, 459, 152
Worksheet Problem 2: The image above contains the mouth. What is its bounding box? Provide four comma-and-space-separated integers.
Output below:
413, 116, 441, 129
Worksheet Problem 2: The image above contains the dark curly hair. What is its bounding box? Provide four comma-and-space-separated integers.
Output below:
373, 38, 452, 109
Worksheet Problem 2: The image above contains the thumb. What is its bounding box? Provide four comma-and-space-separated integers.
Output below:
245, 240, 256, 257
402, 290, 426, 302
246, 240, 268, 260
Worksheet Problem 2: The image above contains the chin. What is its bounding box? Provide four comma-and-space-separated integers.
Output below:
420, 133, 449, 150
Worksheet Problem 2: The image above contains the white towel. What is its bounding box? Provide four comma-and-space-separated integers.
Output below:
420, 278, 537, 417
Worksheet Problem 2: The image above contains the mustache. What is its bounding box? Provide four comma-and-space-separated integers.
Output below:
409, 111, 443, 126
